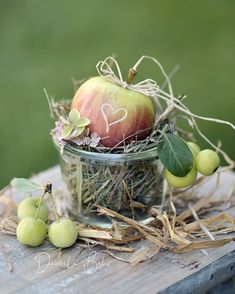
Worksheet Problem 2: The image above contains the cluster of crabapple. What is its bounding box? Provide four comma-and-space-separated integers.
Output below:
164, 142, 220, 189
16, 184, 78, 248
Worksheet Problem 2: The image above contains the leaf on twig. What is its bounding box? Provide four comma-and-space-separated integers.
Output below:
10, 178, 44, 193
157, 133, 193, 177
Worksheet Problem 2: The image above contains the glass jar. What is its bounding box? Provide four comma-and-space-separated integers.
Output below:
53, 139, 165, 228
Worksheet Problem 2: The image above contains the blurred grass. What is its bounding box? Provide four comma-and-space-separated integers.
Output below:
0, 0, 234, 187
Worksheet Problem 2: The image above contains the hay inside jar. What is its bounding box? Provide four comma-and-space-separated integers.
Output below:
48, 56, 234, 228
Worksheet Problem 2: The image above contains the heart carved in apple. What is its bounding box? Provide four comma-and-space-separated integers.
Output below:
101, 103, 128, 133
71, 76, 156, 147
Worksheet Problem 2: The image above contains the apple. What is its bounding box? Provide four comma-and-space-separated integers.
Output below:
48, 218, 78, 248
187, 142, 201, 158
71, 76, 156, 147
195, 149, 220, 176
16, 216, 47, 247
17, 197, 49, 221
164, 166, 197, 188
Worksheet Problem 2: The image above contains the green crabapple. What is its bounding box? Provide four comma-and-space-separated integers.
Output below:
187, 142, 201, 158
164, 166, 197, 189
195, 149, 220, 176
48, 218, 78, 248
16, 216, 47, 247
17, 197, 49, 221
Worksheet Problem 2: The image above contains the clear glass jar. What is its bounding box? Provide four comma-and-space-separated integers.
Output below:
53, 139, 164, 228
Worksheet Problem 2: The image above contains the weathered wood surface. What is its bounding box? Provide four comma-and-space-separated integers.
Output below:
0, 166, 235, 294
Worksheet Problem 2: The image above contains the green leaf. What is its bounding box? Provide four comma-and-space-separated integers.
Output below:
69, 109, 81, 125
62, 124, 74, 138
76, 117, 90, 127
11, 178, 44, 193
157, 133, 193, 177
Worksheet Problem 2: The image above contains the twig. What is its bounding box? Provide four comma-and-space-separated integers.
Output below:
97, 206, 166, 248
103, 250, 130, 263
1, 243, 13, 272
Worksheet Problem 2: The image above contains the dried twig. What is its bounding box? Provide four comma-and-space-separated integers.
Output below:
129, 245, 160, 266
104, 250, 130, 263
97, 206, 166, 248
171, 237, 235, 253
1, 243, 13, 272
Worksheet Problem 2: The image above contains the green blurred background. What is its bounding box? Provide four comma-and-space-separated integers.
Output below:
0, 0, 234, 188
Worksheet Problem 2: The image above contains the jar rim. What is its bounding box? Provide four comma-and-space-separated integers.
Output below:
53, 137, 159, 162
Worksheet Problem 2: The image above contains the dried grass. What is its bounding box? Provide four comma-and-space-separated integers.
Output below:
1, 174, 235, 266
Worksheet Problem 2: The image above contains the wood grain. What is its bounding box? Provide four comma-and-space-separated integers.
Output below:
0, 166, 235, 294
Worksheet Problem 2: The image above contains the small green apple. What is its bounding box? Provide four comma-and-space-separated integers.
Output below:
187, 141, 201, 158
195, 149, 220, 176
164, 166, 197, 188
17, 197, 49, 221
16, 216, 47, 247
48, 218, 78, 248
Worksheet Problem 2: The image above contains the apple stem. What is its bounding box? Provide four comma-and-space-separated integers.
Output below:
34, 191, 46, 220
47, 184, 59, 221
34, 182, 52, 220
127, 68, 137, 84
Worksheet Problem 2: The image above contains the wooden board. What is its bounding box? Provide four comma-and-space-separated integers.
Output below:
0, 166, 235, 294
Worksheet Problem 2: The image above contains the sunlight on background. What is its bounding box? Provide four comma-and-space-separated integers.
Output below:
0, 0, 234, 187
